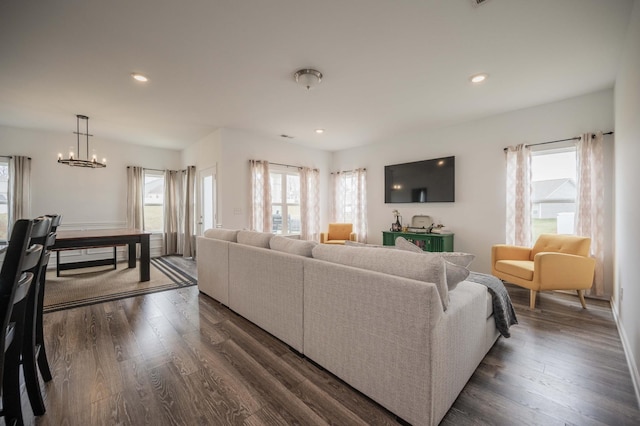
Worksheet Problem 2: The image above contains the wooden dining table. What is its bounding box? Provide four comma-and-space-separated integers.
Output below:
51, 229, 151, 282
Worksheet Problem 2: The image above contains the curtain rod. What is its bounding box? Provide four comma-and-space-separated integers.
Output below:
503, 131, 614, 152
127, 166, 165, 172
270, 162, 318, 172
331, 168, 367, 174
1, 156, 32, 160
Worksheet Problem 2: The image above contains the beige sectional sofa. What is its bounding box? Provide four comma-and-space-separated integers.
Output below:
197, 229, 500, 426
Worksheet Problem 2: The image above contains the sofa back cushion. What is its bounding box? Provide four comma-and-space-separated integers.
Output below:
312, 244, 449, 310
328, 223, 353, 240
237, 230, 274, 248
530, 234, 591, 260
270, 235, 317, 257
203, 228, 239, 242
394, 237, 471, 291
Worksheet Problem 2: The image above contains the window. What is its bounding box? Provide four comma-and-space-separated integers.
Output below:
531, 146, 577, 241
270, 166, 300, 235
0, 158, 8, 241
144, 170, 164, 232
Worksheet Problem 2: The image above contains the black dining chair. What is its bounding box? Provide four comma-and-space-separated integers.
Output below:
0, 219, 44, 425
22, 215, 56, 415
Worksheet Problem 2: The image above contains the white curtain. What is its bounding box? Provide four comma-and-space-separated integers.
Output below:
331, 168, 368, 243
250, 160, 272, 232
505, 144, 532, 246
126, 166, 145, 230
9, 156, 31, 227
299, 167, 320, 241
575, 132, 604, 296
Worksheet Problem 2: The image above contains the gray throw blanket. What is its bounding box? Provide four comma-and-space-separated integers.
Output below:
466, 272, 518, 338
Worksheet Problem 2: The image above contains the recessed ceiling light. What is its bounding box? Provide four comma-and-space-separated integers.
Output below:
470, 73, 488, 84
315, 129, 325, 134
131, 73, 149, 82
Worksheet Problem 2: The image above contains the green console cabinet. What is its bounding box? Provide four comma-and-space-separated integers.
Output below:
382, 231, 454, 252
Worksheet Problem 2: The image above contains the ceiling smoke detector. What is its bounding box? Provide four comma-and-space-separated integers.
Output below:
294, 68, 323, 90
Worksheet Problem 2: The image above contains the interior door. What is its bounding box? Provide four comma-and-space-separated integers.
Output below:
197, 166, 217, 236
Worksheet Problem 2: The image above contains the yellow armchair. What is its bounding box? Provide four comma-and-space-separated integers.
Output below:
320, 223, 357, 245
492, 234, 595, 309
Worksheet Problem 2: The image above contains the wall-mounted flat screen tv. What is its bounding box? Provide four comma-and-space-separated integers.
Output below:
384, 156, 455, 203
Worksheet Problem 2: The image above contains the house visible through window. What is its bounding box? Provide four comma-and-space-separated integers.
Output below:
0, 158, 8, 241
144, 170, 164, 232
531, 146, 577, 241
270, 166, 300, 235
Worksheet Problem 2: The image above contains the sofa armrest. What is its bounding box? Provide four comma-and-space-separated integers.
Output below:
349, 232, 357, 241
533, 252, 596, 290
492, 244, 531, 263
320, 232, 328, 243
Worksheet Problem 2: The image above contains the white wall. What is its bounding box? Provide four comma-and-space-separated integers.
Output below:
613, 0, 640, 405
0, 125, 182, 224
0, 124, 183, 257
332, 89, 615, 283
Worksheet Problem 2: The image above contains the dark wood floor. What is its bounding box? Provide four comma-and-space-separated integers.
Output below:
11, 265, 640, 425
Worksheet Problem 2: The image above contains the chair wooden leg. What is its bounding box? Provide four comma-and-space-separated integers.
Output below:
529, 290, 537, 310
577, 290, 587, 309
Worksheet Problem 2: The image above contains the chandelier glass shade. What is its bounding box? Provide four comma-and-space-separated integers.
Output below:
57, 114, 106, 168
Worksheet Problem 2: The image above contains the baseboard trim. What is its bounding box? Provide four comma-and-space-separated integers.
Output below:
611, 299, 640, 409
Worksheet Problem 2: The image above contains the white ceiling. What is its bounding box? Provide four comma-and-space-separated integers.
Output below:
0, 0, 634, 152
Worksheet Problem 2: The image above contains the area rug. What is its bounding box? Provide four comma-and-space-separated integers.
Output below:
43, 257, 197, 313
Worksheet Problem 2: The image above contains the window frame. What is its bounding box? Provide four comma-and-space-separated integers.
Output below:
269, 165, 301, 236
143, 169, 165, 233
530, 144, 577, 240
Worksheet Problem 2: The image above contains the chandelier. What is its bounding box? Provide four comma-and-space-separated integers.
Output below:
294, 68, 322, 90
57, 114, 106, 168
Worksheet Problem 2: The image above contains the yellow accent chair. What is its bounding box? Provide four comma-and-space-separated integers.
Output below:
491, 234, 595, 309
320, 223, 357, 245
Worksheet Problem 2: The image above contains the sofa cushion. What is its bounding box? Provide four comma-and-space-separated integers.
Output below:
394, 237, 470, 290
328, 223, 353, 240
270, 235, 317, 257
530, 233, 591, 259
394, 237, 475, 266
312, 244, 449, 310
203, 228, 239, 242
344, 240, 390, 249
237, 230, 273, 248
495, 260, 534, 281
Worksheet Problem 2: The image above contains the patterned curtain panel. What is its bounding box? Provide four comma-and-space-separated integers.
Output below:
575, 132, 604, 296
9, 155, 31, 226
126, 166, 144, 230
331, 168, 368, 243
505, 144, 532, 246
249, 160, 272, 232
299, 167, 320, 241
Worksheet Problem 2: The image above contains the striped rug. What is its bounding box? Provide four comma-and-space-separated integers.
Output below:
43, 256, 197, 313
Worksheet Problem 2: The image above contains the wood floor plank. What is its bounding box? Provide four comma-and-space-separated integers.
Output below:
15, 258, 638, 426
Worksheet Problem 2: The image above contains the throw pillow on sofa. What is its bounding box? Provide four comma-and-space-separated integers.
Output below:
270, 235, 317, 257
237, 230, 274, 248
204, 228, 239, 242
312, 244, 450, 310
394, 237, 470, 291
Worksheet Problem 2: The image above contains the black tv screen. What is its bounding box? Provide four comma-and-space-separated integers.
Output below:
385, 156, 455, 203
